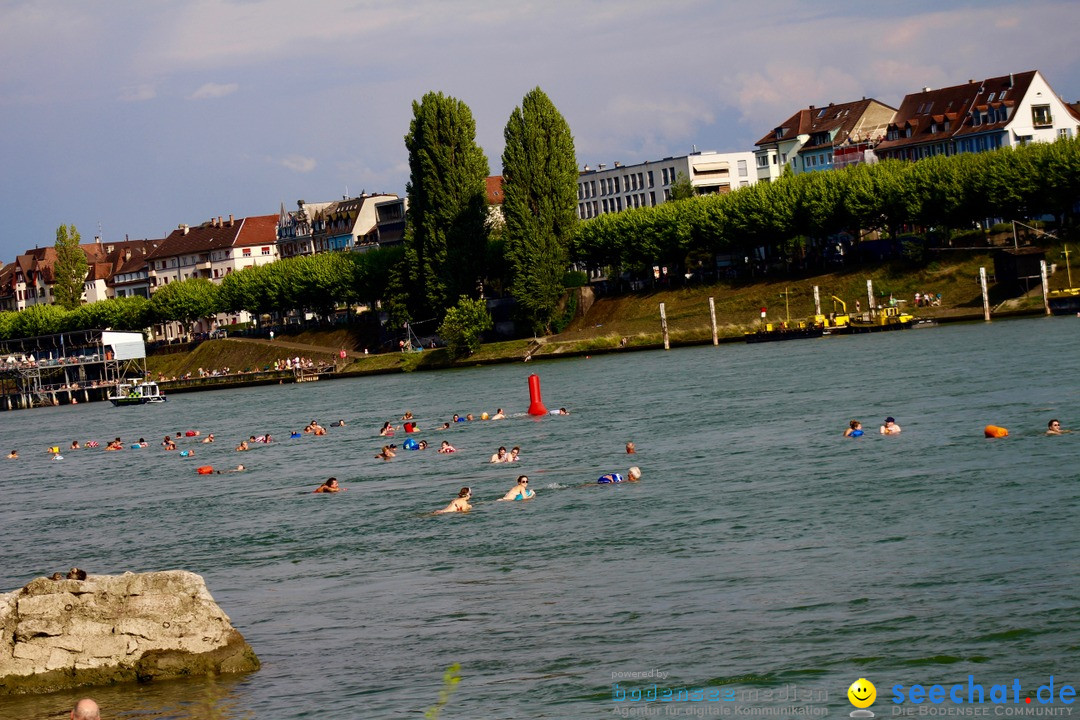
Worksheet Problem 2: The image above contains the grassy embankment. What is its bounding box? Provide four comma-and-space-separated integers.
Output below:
147, 243, 1068, 379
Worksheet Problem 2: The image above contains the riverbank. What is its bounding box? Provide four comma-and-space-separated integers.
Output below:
146, 249, 1059, 389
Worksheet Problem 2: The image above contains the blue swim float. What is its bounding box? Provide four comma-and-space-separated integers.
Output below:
402, 438, 419, 450
849, 429, 864, 437
597, 473, 623, 484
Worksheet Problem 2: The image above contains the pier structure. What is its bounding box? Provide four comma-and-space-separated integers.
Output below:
0, 330, 147, 410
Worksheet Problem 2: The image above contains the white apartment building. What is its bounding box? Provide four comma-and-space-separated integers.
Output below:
576, 150, 757, 220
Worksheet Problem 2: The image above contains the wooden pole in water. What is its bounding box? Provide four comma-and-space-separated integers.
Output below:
708, 297, 718, 346
866, 279, 875, 317
813, 286, 821, 316
659, 302, 670, 350
1040, 260, 1051, 316
980, 267, 991, 321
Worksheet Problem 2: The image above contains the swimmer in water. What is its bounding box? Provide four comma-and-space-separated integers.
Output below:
1047, 419, 1068, 435
598, 466, 642, 484
452, 414, 461, 423
844, 420, 864, 437
498, 475, 534, 501
418, 440, 429, 450
438, 440, 456, 454
70, 440, 80, 450
465, 413, 475, 421
880, 417, 902, 435
435, 487, 472, 514
6, 450, 17, 459
236, 440, 249, 452
313, 477, 342, 493
201, 433, 215, 443
492, 408, 505, 420
490, 446, 509, 463
217, 464, 246, 474
626, 441, 636, 454
379, 422, 395, 437
376, 445, 396, 460
401, 411, 414, 421
509, 446, 521, 462
439, 422, 451, 430
331, 419, 346, 427
106, 437, 123, 451
162, 436, 177, 451
559, 407, 569, 415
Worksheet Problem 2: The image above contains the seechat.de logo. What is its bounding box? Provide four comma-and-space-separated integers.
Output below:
848, 678, 877, 717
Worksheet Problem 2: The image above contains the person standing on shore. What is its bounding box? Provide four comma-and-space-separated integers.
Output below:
72, 698, 100, 720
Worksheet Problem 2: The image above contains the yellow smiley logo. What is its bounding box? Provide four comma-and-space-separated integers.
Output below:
848, 678, 876, 708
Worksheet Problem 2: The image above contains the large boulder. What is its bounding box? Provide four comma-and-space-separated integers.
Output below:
0, 570, 259, 695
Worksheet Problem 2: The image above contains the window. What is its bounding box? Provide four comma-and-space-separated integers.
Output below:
738, 160, 748, 176
647, 170, 654, 187
987, 92, 996, 102
1059, 128, 1072, 139
242, 248, 251, 257
1032, 105, 1052, 127
261, 247, 271, 255
740, 180, 749, 188
662, 168, 669, 184
756, 154, 768, 168
972, 112, 981, 127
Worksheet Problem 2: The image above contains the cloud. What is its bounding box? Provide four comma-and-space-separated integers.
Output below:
280, 155, 317, 173
189, 82, 238, 100
119, 83, 157, 102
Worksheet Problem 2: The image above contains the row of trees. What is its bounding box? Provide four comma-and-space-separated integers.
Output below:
572, 137, 1080, 278
390, 88, 579, 334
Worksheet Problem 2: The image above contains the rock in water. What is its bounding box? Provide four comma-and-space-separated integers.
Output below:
0, 570, 259, 695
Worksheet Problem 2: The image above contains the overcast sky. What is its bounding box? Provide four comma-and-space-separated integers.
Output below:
1, 0, 1078, 260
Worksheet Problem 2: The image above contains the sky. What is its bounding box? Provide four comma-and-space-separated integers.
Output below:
1, 0, 1078, 261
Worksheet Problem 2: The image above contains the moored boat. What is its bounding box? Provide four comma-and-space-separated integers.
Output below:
108, 380, 167, 406
1048, 288, 1080, 316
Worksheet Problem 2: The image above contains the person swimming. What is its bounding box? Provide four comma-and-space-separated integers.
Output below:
201, 433, 215, 443
880, 417, 902, 435
313, 477, 342, 493
498, 475, 534, 501
597, 467, 641, 484
236, 440, 249, 452
1047, 419, 1068, 435
70, 440, 80, 450
379, 422, 395, 437
844, 420, 864, 437
491, 408, 505, 420
626, 441, 636, 454
490, 446, 510, 463
376, 445, 396, 460
435, 487, 472, 514
331, 419, 346, 427
6, 450, 17, 459
438, 441, 456, 454
508, 446, 520, 462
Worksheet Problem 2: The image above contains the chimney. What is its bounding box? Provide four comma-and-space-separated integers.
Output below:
809, 104, 815, 110
922, 87, 932, 93
969, 79, 976, 84
1009, 73, 1014, 88
94, 235, 101, 244
180, 224, 189, 235
124, 249, 131, 262
218, 216, 223, 227
229, 214, 234, 227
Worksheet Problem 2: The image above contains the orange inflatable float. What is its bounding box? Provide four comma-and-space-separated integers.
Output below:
984, 425, 1008, 438
196, 465, 214, 474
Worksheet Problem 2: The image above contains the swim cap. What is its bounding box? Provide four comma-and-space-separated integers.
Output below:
481, 412, 489, 420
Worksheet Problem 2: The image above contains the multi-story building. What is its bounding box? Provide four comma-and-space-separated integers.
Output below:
277, 200, 334, 259
876, 70, 1080, 160
278, 194, 401, 257
0, 238, 159, 311
366, 197, 408, 250
576, 150, 756, 220
145, 214, 278, 339
753, 98, 897, 181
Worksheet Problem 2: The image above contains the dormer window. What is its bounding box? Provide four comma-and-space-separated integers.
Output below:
930, 122, 938, 134
774, 127, 786, 140
887, 128, 899, 141
987, 92, 996, 102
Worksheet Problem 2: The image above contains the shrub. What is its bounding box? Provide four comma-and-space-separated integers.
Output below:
438, 296, 493, 359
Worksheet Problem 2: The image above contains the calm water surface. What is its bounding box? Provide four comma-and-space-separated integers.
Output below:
1, 317, 1079, 719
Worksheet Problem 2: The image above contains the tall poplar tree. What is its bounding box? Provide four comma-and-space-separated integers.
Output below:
501, 87, 578, 334
52, 224, 87, 310
402, 91, 490, 322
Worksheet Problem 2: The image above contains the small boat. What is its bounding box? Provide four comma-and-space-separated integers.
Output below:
1048, 288, 1080, 316
745, 321, 823, 343
108, 381, 167, 406
847, 306, 916, 333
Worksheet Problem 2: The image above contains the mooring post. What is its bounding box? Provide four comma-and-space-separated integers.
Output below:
813, 286, 821, 317
708, 297, 718, 346
1040, 260, 1051, 316
659, 302, 670, 351
980, 267, 991, 321
866, 279, 875, 318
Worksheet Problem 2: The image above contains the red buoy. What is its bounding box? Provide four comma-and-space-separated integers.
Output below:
527, 374, 548, 416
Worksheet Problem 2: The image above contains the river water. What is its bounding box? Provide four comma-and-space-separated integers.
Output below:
1, 317, 1078, 719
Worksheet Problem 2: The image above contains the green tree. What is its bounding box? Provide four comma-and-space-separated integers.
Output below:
501, 87, 579, 333
149, 278, 219, 340
403, 91, 491, 322
52, 224, 87, 310
670, 172, 695, 201
11, 304, 67, 338
438, 296, 492, 359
